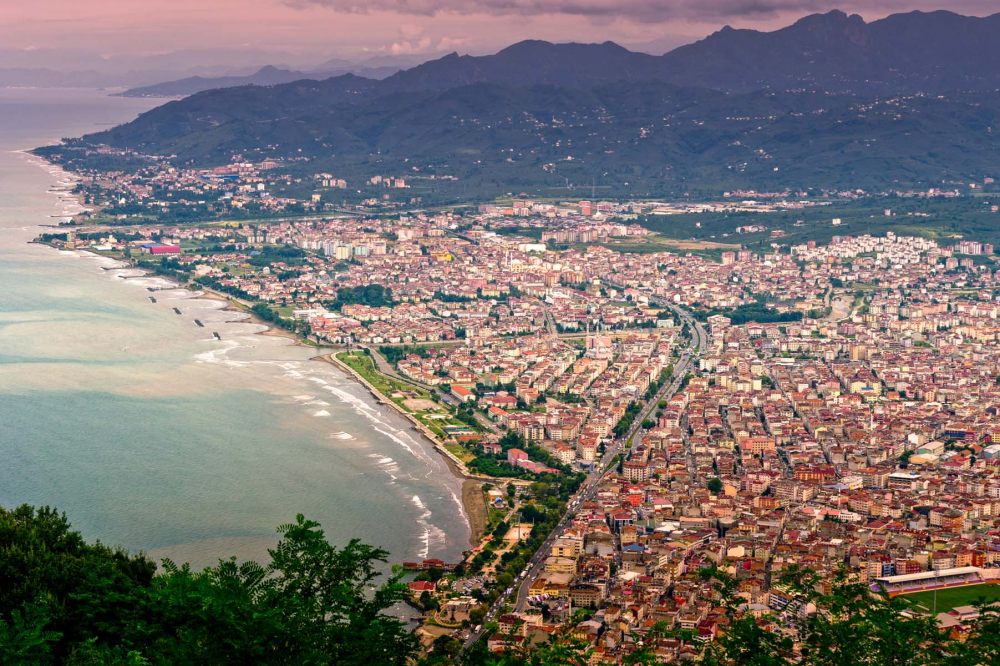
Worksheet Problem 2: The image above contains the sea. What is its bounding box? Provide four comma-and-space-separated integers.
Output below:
0, 87, 469, 572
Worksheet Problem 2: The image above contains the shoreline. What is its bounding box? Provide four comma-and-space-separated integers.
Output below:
194, 289, 310, 347
40, 238, 489, 547
320, 352, 488, 547
30, 153, 487, 548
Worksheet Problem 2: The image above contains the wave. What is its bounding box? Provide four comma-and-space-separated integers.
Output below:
447, 488, 471, 530
314, 381, 429, 462
410, 494, 448, 559
193, 340, 240, 364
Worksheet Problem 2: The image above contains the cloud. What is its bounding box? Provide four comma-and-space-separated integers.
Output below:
284, 1, 998, 23
390, 37, 433, 54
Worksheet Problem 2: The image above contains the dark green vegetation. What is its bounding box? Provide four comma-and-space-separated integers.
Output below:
5, 505, 1000, 665
0, 505, 417, 666
693, 301, 804, 326
330, 284, 394, 310
639, 196, 1000, 248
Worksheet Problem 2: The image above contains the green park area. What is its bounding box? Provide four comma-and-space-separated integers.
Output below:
335, 351, 476, 441
900, 584, 1000, 614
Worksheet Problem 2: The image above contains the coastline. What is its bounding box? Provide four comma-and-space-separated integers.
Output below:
320, 352, 488, 547
40, 238, 489, 546
30, 153, 486, 548
195, 289, 310, 346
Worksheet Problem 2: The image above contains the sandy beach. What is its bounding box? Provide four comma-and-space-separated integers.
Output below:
461, 479, 488, 547
319, 352, 489, 547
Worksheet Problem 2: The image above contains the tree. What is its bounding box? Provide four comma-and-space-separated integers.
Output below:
431, 634, 461, 658
0, 506, 419, 666
419, 591, 438, 611
707, 477, 724, 494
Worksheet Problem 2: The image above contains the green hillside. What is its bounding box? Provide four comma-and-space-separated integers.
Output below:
41, 83, 1000, 199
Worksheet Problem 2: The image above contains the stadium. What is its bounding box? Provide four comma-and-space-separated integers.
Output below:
872, 566, 1000, 613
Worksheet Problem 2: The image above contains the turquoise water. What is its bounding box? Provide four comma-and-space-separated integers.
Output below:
0, 88, 469, 570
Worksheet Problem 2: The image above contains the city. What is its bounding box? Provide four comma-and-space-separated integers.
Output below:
7, 3, 1000, 666
36, 173, 1000, 660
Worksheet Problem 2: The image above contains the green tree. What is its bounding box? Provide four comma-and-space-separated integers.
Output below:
0, 506, 419, 666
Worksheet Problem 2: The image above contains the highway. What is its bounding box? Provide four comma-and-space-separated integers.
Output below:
461, 297, 708, 655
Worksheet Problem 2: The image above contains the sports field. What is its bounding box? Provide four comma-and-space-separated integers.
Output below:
900, 584, 1000, 614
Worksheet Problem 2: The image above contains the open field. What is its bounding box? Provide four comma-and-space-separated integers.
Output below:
640, 197, 1000, 251
900, 584, 1000, 614
336, 351, 475, 439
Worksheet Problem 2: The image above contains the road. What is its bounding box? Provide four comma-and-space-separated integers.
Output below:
461, 298, 708, 654
362, 345, 501, 434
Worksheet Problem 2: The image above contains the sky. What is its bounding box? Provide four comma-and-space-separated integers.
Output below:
0, 0, 997, 69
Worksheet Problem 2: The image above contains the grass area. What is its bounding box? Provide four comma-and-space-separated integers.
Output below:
444, 442, 476, 464
337, 351, 427, 400
336, 351, 474, 436
900, 584, 1000, 614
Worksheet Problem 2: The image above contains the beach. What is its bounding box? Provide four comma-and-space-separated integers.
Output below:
320, 352, 489, 546
1, 87, 470, 574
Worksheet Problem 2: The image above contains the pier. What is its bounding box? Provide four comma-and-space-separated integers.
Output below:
401, 559, 459, 572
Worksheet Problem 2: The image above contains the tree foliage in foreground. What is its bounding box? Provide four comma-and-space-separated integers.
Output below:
6, 504, 1000, 666
447, 566, 1000, 666
0, 505, 416, 666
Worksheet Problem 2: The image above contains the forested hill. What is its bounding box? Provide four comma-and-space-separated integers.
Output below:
44, 8, 1000, 195
63, 82, 1000, 194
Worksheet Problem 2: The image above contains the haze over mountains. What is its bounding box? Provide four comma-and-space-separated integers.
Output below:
51, 9, 1000, 195
118, 62, 405, 98
0, 48, 438, 91
118, 9, 1000, 98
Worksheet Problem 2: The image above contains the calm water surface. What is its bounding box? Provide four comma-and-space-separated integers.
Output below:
0, 88, 468, 571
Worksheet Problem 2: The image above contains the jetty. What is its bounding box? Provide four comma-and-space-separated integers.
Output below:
401, 559, 459, 572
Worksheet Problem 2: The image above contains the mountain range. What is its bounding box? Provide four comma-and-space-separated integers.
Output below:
48, 9, 1000, 196
118, 64, 402, 98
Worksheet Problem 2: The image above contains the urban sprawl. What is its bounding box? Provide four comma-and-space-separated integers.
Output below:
44, 153, 1000, 662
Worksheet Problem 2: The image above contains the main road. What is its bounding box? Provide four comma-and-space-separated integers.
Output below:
461, 296, 708, 654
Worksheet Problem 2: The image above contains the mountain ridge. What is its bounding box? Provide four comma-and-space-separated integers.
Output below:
46, 9, 1000, 197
